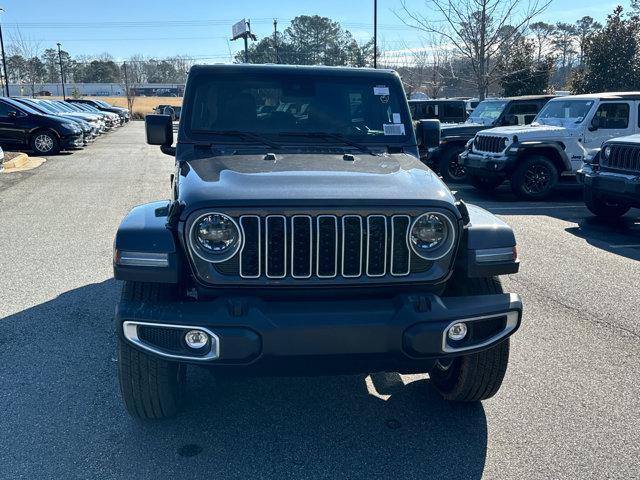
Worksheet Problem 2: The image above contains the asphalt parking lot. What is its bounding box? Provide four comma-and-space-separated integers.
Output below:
1, 122, 638, 480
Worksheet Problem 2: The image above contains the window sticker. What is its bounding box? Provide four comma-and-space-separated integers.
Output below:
383, 123, 406, 136
373, 86, 390, 96
392, 113, 401, 124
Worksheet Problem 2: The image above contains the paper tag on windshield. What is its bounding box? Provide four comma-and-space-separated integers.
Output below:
383, 123, 405, 136
392, 113, 401, 124
374, 85, 389, 96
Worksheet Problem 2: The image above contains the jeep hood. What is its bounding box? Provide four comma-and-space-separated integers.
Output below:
479, 124, 578, 140
440, 123, 486, 137
177, 151, 455, 211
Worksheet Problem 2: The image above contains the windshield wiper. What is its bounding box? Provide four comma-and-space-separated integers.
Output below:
211, 130, 281, 149
278, 131, 372, 153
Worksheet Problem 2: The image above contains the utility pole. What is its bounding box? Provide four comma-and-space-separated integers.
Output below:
373, 0, 378, 68
273, 19, 279, 64
0, 8, 9, 96
123, 61, 131, 111
57, 42, 66, 100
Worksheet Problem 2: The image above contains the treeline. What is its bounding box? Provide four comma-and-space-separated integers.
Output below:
4, 45, 193, 94
236, 15, 375, 67
4, 7, 640, 99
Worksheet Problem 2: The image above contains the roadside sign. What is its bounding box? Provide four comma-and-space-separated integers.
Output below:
232, 19, 248, 40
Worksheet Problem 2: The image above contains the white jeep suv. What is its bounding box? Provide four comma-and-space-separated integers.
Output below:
459, 92, 640, 199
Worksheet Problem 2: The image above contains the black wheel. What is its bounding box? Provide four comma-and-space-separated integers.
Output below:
431, 277, 510, 402
511, 155, 559, 200
584, 188, 630, 218
30, 130, 60, 155
117, 282, 184, 419
438, 146, 467, 183
469, 175, 503, 192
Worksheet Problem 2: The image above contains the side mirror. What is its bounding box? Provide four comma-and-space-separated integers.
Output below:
588, 117, 600, 131
416, 119, 441, 149
146, 113, 174, 146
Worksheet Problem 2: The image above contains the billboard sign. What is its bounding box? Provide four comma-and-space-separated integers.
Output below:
232, 19, 248, 40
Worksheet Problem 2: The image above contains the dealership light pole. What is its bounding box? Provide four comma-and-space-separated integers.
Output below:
373, 0, 377, 68
57, 43, 66, 99
0, 8, 9, 96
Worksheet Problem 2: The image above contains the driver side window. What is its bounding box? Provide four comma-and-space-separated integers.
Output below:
0, 102, 15, 117
593, 103, 629, 129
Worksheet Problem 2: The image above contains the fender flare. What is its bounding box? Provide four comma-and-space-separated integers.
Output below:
113, 200, 181, 283
514, 141, 572, 172
456, 203, 519, 278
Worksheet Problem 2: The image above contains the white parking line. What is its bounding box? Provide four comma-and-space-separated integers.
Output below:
489, 205, 587, 211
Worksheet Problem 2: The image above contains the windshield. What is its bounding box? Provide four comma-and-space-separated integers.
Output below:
95, 100, 111, 108
186, 72, 411, 144
534, 99, 594, 126
17, 99, 49, 114
467, 100, 507, 125
52, 102, 76, 112
38, 101, 65, 113
5, 98, 41, 115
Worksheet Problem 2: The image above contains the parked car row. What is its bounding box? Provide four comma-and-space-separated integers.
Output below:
0, 97, 129, 155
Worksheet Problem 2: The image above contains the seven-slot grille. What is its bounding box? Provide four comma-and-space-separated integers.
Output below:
474, 135, 507, 153
234, 214, 415, 280
603, 144, 640, 173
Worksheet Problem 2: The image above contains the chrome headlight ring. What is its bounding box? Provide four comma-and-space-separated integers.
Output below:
188, 212, 243, 263
408, 212, 456, 261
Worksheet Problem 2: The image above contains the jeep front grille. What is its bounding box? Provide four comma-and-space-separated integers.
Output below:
474, 135, 507, 153
234, 214, 418, 280
603, 144, 640, 173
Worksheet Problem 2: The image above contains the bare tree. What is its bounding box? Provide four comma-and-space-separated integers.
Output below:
575, 16, 602, 66
529, 21, 556, 62
8, 29, 43, 95
397, 0, 551, 99
552, 22, 578, 86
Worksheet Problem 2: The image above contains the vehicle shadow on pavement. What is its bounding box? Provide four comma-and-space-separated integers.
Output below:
565, 215, 640, 261
0, 279, 488, 480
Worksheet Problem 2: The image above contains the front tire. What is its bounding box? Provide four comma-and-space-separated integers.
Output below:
584, 188, 630, 218
30, 130, 60, 155
511, 155, 559, 200
438, 146, 467, 183
431, 276, 510, 402
117, 282, 184, 419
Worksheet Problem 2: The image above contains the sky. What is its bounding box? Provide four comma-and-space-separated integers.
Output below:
0, 0, 631, 62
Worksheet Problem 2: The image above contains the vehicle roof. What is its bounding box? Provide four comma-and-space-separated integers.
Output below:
477, 95, 556, 102
549, 91, 640, 100
189, 63, 399, 78
408, 98, 466, 103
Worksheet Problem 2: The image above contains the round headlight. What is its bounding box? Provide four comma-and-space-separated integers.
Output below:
502, 137, 509, 148
190, 213, 242, 262
603, 145, 611, 158
409, 213, 455, 260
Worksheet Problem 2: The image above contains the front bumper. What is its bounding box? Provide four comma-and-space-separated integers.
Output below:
578, 164, 640, 206
460, 150, 515, 178
116, 291, 522, 374
61, 134, 85, 150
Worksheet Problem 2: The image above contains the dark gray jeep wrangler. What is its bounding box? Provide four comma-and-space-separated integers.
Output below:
113, 64, 522, 419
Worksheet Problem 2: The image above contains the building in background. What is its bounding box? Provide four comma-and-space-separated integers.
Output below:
7, 83, 185, 97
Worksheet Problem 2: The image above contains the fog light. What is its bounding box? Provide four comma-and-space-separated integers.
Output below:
184, 330, 209, 349
448, 323, 468, 341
